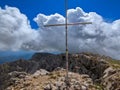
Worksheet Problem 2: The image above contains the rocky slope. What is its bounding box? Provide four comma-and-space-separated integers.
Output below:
0, 52, 120, 90
6, 68, 97, 90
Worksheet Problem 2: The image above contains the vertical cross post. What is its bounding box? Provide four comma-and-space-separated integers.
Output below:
65, 0, 69, 85
44, 0, 92, 88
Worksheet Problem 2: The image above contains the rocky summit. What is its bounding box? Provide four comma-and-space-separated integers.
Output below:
0, 52, 120, 90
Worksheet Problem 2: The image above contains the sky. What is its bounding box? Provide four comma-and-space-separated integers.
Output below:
0, 0, 120, 28
0, 0, 120, 59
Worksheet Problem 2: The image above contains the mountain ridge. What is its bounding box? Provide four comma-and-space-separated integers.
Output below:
0, 51, 34, 64
0, 52, 120, 90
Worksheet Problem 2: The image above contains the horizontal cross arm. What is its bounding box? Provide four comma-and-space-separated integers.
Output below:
44, 22, 92, 27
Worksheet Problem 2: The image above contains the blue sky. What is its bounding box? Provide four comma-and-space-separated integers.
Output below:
0, 0, 120, 29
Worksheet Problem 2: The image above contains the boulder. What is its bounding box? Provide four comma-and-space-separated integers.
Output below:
33, 69, 49, 77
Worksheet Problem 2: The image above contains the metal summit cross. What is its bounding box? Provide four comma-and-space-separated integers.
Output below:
44, 0, 92, 88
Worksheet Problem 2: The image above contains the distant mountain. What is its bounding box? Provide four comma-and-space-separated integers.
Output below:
0, 51, 34, 64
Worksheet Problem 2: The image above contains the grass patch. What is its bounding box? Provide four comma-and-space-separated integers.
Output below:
106, 58, 120, 69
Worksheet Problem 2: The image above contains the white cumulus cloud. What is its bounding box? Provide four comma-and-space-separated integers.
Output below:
0, 6, 120, 59
0, 6, 38, 51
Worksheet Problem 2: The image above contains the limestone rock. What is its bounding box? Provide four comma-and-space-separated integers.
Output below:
102, 69, 120, 90
8, 71, 27, 78
33, 69, 49, 77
